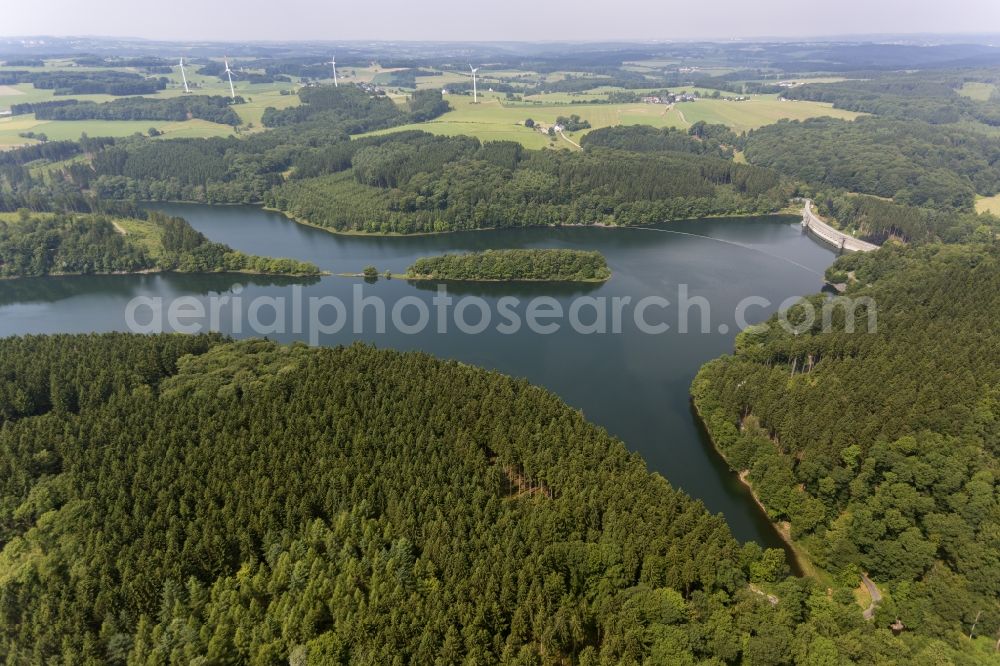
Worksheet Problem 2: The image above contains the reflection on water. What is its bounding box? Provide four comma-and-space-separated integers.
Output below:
0, 273, 320, 308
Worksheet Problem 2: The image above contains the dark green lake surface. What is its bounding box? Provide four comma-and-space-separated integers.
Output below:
0, 204, 836, 556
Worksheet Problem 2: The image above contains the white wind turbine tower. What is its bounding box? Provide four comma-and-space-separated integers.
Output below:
329, 56, 338, 87
469, 64, 479, 103
223, 57, 236, 100
178, 57, 190, 93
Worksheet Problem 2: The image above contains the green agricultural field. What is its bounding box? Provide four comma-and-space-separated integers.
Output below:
0, 83, 118, 110
232, 88, 301, 127
415, 70, 469, 90
0, 65, 300, 141
666, 95, 860, 132
775, 77, 849, 85
0, 114, 234, 146
359, 92, 862, 148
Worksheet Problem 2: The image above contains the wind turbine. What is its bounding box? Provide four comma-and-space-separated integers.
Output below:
223, 57, 236, 100
178, 57, 190, 93
329, 55, 338, 87
469, 65, 479, 103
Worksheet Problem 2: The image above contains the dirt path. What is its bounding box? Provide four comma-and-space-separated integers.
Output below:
557, 129, 581, 149
861, 572, 882, 620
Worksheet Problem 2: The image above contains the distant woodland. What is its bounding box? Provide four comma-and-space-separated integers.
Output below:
0, 70, 167, 95
10, 96, 243, 126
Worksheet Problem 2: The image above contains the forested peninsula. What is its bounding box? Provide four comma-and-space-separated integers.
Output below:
405, 249, 611, 282
0, 210, 321, 278
692, 241, 1000, 647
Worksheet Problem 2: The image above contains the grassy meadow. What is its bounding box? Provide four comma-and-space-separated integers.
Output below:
360, 91, 862, 149
958, 81, 997, 101
975, 193, 1000, 215
0, 60, 861, 151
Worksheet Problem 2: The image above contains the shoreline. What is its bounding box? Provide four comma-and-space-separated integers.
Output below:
0, 267, 328, 281
260, 205, 797, 238
138, 199, 799, 238
690, 398, 813, 578
336, 271, 610, 283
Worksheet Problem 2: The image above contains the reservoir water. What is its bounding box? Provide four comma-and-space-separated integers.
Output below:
0, 204, 836, 555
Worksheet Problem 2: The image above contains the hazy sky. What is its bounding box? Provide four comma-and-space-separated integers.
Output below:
4, 0, 1000, 42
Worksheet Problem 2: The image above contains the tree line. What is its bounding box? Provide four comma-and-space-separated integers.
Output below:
0, 70, 167, 95
11, 95, 243, 126
260, 85, 447, 129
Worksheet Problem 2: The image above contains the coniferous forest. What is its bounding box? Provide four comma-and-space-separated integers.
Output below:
2, 334, 992, 665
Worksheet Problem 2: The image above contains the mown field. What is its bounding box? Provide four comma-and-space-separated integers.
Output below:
0, 115, 235, 146
975, 193, 1000, 215
360, 92, 863, 149
0, 67, 303, 146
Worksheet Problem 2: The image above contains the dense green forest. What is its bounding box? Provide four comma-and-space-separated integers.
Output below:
0, 125, 786, 232
1, 334, 991, 664
260, 85, 448, 128
581, 123, 736, 159
742, 116, 1000, 211
406, 249, 611, 282
692, 241, 1000, 652
0, 210, 320, 277
811, 192, 995, 245
264, 132, 789, 233
10, 96, 243, 126
0, 212, 151, 277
